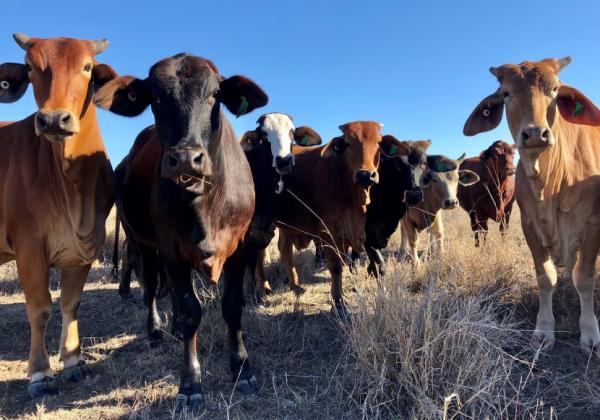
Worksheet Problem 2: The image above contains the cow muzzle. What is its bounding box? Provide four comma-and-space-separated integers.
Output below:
161, 147, 213, 190
519, 125, 553, 148
274, 155, 294, 175
404, 189, 424, 206
35, 109, 79, 141
355, 170, 379, 187
442, 198, 459, 210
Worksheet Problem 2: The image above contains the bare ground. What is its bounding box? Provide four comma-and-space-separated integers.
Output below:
1, 208, 600, 419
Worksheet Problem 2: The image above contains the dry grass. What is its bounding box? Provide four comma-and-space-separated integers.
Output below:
2, 207, 600, 419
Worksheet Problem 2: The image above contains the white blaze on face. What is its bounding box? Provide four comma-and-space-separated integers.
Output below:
260, 113, 295, 168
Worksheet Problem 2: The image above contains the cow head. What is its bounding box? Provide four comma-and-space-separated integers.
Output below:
380, 136, 430, 206
0, 33, 117, 141
463, 57, 600, 178
240, 113, 321, 175
95, 53, 268, 191
423, 154, 480, 209
479, 140, 516, 180
326, 121, 383, 188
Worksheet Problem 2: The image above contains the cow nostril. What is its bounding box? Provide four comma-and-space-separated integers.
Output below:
193, 153, 204, 166
167, 154, 178, 168
541, 129, 550, 142
369, 171, 377, 180
61, 114, 71, 124
521, 131, 529, 142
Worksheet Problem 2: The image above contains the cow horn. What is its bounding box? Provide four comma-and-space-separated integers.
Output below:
13, 33, 32, 50
457, 153, 466, 163
91, 39, 109, 55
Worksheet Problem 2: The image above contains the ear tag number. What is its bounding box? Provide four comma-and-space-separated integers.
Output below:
236, 96, 249, 117
0, 81, 9, 89
574, 101, 584, 118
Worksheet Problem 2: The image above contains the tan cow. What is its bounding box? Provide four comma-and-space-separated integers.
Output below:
0, 34, 117, 397
400, 154, 479, 264
464, 57, 600, 355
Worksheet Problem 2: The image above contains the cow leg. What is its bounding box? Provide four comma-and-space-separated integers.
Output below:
401, 218, 420, 266
16, 250, 56, 398
118, 241, 134, 300
573, 239, 600, 356
429, 214, 445, 256
59, 265, 90, 382
255, 248, 272, 295
138, 246, 162, 344
156, 253, 169, 300
365, 246, 384, 278
470, 212, 488, 247
223, 246, 257, 394
278, 231, 304, 295
165, 261, 203, 414
500, 204, 513, 236
324, 243, 346, 315
314, 239, 326, 268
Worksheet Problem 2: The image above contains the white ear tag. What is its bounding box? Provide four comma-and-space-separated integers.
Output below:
275, 176, 284, 194
0, 81, 9, 89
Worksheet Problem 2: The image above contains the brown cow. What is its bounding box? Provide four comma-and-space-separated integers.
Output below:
0, 34, 117, 397
457, 140, 516, 246
257, 121, 383, 312
400, 154, 479, 264
464, 57, 600, 355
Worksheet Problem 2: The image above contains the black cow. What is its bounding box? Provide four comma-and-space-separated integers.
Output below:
95, 53, 267, 413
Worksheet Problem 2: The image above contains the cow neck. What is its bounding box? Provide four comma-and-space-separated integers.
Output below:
48, 104, 109, 262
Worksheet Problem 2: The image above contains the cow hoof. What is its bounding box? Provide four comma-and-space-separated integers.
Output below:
27, 376, 57, 398
531, 332, 555, 352
62, 361, 89, 382
291, 284, 306, 296
333, 303, 349, 321
119, 288, 133, 300
580, 337, 600, 358
235, 375, 258, 395
174, 392, 203, 414
148, 330, 163, 348
170, 322, 183, 341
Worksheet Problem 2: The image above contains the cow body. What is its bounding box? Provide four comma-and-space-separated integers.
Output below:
96, 54, 267, 413
401, 155, 479, 264
457, 141, 516, 246
463, 57, 600, 355
0, 34, 117, 397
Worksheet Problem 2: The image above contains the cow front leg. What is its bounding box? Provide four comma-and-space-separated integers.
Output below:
401, 218, 420, 266
573, 239, 600, 356
165, 261, 203, 414
16, 250, 56, 398
278, 230, 304, 295
118, 239, 134, 300
324, 243, 347, 316
138, 246, 162, 344
223, 246, 257, 394
255, 248, 272, 296
429, 213, 445, 256
59, 265, 91, 382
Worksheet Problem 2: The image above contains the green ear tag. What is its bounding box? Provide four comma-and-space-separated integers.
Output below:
299, 134, 310, 145
236, 96, 249, 117
388, 144, 398, 155
574, 101, 584, 118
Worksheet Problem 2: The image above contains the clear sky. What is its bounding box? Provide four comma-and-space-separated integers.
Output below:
1, 0, 599, 164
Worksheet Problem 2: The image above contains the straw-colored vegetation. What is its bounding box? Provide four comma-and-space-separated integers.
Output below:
2, 207, 600, 419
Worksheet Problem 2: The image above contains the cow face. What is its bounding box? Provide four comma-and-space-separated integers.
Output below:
0, 33, 116, 141
463, 57, 600, 178
95, 54, 268, 190
380, 136, 430, 206
326, 121, 383, 188
479, 140, 516, 180
240, 113, 321, 175
423, 154, 480, 209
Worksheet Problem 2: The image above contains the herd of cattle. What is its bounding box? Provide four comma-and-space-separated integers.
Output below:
0, 34, 599, 412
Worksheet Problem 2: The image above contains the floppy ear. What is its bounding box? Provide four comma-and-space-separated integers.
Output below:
94, 76, 152, 117
92, 63, 118, 93
557, 85, 600, 126
463, 92, 504, 136
240, 129, 261, 152
458, 169, 480, 186
323, 136, 347, 158
294, 126, 321, 146
380, 134, 410, 156
0, 63, 29, 103
218, 75, 268, 117
427, 155, 457, 172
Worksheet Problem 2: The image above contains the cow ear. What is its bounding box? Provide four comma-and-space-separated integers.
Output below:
218, 75, 268, 117
294, 126, 321, 146
94, 76, 152, 117
557, 85, 600, 126
458, 169, 480, 186
92, 63, 118, 93
240, 129, 261, 152
427, 155, 457, 172
381, 135, 410, 156
0, 63, 29, 103
463, 92, 504, 136
410, 139, 432, 152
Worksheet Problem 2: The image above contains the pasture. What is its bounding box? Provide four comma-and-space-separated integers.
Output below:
2, 207, 600, 419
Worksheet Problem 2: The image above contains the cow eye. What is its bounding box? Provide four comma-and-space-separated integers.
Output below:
83, 63, 92, 72
502, 91, 510, 98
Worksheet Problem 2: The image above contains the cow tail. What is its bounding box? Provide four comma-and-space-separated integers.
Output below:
112, 212, 120, 279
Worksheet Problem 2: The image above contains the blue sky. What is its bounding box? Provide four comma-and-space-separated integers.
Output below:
1, 1, 599, 164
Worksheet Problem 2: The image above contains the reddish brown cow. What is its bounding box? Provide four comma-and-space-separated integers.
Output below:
457, 140, 516, 246
0, 34, 117, 397
257, 121, 384, 311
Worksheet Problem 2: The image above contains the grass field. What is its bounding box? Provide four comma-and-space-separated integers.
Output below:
2, 206, 600, 419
